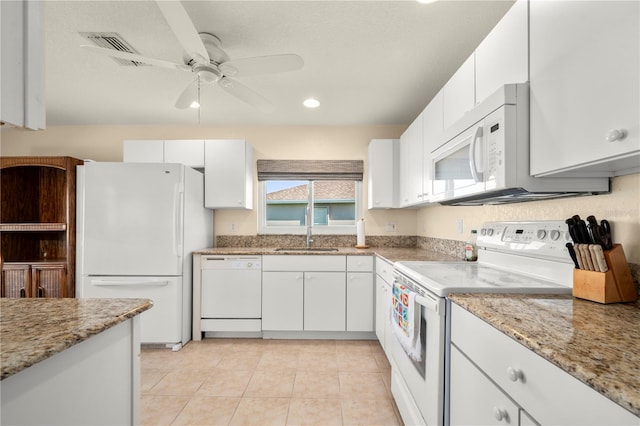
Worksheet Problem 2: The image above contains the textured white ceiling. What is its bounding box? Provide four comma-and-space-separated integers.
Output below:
44, 0, 514, 126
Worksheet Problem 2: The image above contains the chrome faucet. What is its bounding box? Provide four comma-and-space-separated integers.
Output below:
306, 205, 313, 248
306, 225, 313, 248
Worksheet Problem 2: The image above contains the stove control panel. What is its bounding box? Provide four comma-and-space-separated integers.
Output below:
478, 221, 572, 260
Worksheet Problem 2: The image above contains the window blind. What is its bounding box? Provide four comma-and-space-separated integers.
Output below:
257, 159, 363, 181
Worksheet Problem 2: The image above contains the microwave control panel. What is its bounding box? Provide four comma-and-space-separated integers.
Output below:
484, 107, 506, 187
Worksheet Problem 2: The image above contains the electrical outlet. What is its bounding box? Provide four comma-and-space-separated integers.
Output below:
456, 219, 464, 234
230, 223, 237, 232
386, 222, 397, 232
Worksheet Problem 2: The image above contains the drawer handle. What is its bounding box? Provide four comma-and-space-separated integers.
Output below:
493, 407, 509, 422
507, 366, 524, 382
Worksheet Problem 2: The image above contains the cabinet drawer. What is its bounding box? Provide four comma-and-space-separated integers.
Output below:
375, 256, 393, 284
451, 304, 638, 425
262, 255, 345, 271
450, 345, 520, 426
347, 255, 373, 272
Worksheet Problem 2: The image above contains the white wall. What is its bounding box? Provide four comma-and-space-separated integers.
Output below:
0, 124, 418, 237
2, 125, 638, 262
417, 173, 640, 262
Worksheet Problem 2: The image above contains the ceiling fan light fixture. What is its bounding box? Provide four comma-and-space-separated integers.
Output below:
303, 98, 320, 108
416, 0, 438, 4
190, 100, 200, 109
194, 64, 222, 83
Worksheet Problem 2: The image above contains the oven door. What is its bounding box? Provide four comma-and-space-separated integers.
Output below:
388, 275, 446, 426
431, 120, 486, 203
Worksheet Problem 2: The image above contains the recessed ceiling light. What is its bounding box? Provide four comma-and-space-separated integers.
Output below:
416, 0, 438, 3
303, 98, 320, 108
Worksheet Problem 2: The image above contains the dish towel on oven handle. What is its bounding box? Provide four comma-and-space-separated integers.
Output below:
391, 281, 422, 362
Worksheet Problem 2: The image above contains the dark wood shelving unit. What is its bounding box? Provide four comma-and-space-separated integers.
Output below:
1, 156, 83, 298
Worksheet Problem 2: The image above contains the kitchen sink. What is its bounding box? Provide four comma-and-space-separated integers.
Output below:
274, 247, 340, 252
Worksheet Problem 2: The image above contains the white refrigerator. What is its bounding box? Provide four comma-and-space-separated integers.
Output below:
76, 162, 213, 349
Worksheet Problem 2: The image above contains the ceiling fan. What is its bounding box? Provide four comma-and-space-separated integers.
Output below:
81, 1, 303, 111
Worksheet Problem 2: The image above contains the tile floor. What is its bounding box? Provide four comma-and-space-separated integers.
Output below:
141, 339, 403, 425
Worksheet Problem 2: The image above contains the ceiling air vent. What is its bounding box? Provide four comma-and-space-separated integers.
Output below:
80, 32, 148, 67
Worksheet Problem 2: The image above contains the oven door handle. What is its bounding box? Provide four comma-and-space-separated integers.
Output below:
415, 294, 439, 313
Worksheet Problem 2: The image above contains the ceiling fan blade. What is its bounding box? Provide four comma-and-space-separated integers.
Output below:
219, 54, 304, 77
175, 80, 199, 109
81, 45, 191, 72
218, 77, 273, 112
155, 0, 210, 64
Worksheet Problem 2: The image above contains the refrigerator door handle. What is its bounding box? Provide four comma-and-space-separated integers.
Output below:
91, 279, 169, 287
173, 184, 184, 257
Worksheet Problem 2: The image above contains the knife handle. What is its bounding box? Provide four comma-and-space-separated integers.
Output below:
591, 244, 609, 272
574, 244, 585, 269
579, 244, 595, 271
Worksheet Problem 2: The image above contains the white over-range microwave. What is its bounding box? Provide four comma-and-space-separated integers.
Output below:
430, 84, 609, 205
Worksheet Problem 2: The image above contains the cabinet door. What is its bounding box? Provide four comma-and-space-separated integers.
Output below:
262, 271, 303, 331
529, 0, 639, 177
0, 1, 44, 130
204, 139, 254, 209
346, 272, 374, 332
367, 139, 398, 209
375, 275, 387, 347
1, 264, 31, 297
399, 115, 424, 207
443, 54, 475, 130
164, 140, 205, 168
122, 140, 164, 163
31, 264, 66, 298
475, 0, 528, 105
304, 272, 346, 331
450, 345, 520, 426
423, 89, 444, 154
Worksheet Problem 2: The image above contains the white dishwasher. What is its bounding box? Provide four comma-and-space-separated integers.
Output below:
200, 256, 262, 336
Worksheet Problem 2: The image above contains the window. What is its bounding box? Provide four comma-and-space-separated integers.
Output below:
257, 160, 363, 235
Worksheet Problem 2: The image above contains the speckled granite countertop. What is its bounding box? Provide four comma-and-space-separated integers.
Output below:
449, 294, 640, 416
194, 247, 459, 263
0, 298, 153, 380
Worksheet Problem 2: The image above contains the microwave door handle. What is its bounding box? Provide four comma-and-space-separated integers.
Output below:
469, 126, 484, 183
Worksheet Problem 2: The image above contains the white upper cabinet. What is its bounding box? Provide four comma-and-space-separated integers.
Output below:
423, 89, 444, 154
204, 139, 254, 209
123, 140, 205, 168
399, 113, 425, 207
1, 0, 45, 130
123, 140, 164, 163
164, 140, 205, 168
475, 0, 528, 105
529, 0, 639, 177
443, 54, 475, 130
367, 139, 398, 209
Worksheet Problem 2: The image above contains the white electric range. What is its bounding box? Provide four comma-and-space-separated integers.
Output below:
389, 221, 575, 426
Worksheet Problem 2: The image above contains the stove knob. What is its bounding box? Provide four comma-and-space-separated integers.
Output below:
480, 228, 487, 236
536, 230, 547, 240
550, 230, 561, 241
487, 228, 494, 236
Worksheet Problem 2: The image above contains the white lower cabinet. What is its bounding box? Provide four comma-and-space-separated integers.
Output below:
262, 272, 303, 331
450, 303, 638, 425
304, 272, 346, 331
261, 255, 374, 334
374, 256, 393, 353
450, 345, 522, 426
346, 271, 374, 332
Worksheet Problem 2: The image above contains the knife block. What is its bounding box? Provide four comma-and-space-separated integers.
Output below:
572, 244, 637, 304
